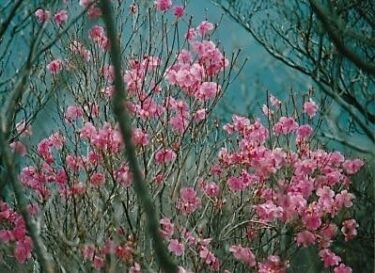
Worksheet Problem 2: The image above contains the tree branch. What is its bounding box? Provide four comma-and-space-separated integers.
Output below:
99, 1, 178, 272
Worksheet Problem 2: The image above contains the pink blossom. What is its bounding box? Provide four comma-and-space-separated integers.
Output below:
334, 263, 353, 273
295, 230, 316, 247
197, 82, 220, 100
82, 244, 95, 260
269, 95, 281, 108
93, 255, 105, 270
80, 122, 97, 140
302, 206, 322, 230
66, 155, 82, 172
227, 176, 246, 192
47, 59, 63, 74
193, 108, 207, 122
160, 217, 174, 238
87, 6, 102, 19
65, 105, 84, 122
89, 25, 109, 50
168, 239, 185, 256
16, 120, 32, 136
177, 187, 201, 214
90, 172, 105, 187
303, 98, 318, 117
155, 148, 176, 164
102, 65, 115, 82
14, 237, 32, 263
256, 201, 283, 222
129, 262, 141, 273
132, 128, 149, 146
297, 124, 313, 140
35, 9, 50, 23
186, 28, 197, 41
229, 245, 256, 267
114, 165, 132, 187
341, 219, 358, 241
335, 190, 354, 209
174, 6, 185, 18
319, 249, 341, 267
10, 141, 27, 156
54, 10, 68, 26
49, 132, 64, 149
79, 0, 91, 7
70, 40, 91, 61
199, 246, 219, 270
258, 255, 287, 273
154, 0, 172, 11
197, 20, 214, 36
273, 116, 298, 135
262, 104, 273, 117
202, 182, 220, 197
316, 186, 335, 212
342, 159, 364, 175
115, 244, 132, 261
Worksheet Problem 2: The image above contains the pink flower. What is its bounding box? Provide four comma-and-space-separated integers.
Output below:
49, 132, 64, 149
319, 249, 341, 267
82, 244, 95, 260
256, 201, 283, 222
174, 5, 185, 18
14, 237, 32, 263
199, 246, 219, 270
258, 256, 287, 273
132, 128, 149, 146
47, 59, 63, 74
10, 141, 27, 156
303, 98, 318, 117
342, 159, 364, 175
80, 122, 97, 140
102, 65, 115, 82
341, 219, 358, 241
273, 116, 298, 135
35, 9, 50, 23
89, 25, 109, 50
129, 262, 141, 273
65, 105, 84, 122
87, 6, 102, 19
54, 10, 68, 26
269, 95, 281, 108
70, 40, 91, 61
16, 120, 32, 136
168, 239, 185, 256
155, 148, 176, 164
197, 20, 214, 36
79, 0, 91, 7
229, 245, 256, 267
176, 187, 201, 214
302, 207, 322, 231
160, 217, 174, 238
193, 108, 207, 122
334, 263, 353, 273
90, 172, 105, 187
93, 255, 105, 270
154, 0, 172, 11
196, 82, 220, 100
295, 230, 316, 247
66, 155, 82, 172
335, 190, 354, 209
202, 182, 220, 197
297, 124, 313, 140
114, 165, 132, 187
227, 176, 246, 192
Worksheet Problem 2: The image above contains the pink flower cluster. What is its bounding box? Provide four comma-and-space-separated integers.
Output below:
0, 201, 33, 263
